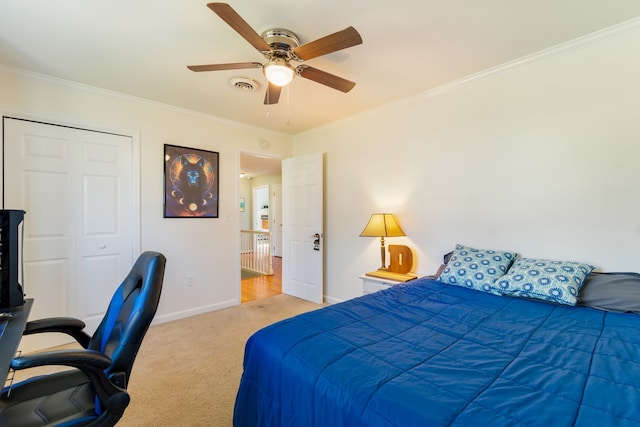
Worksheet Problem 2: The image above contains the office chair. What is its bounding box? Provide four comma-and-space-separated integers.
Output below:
0, 251, 166, 427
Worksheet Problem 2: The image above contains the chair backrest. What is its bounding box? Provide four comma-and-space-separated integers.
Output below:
88, 251, 166, 388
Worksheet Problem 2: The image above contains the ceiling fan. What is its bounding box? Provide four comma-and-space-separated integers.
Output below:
187, 2, 363, 105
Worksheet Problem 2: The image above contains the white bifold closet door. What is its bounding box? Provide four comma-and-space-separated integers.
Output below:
3, 117, 135, 353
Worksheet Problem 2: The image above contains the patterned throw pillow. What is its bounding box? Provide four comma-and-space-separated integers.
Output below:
496, 258, 594, 306
438, 244, 517, 295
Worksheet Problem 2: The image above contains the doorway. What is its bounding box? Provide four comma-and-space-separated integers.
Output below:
239, 152, 282, 303
239, 152, 325, 304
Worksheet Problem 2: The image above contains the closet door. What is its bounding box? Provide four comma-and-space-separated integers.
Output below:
3, 118, 135, 352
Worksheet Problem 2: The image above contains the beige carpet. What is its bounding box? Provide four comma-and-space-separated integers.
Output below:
124, 294, 321, 426
14, 294, 322, 427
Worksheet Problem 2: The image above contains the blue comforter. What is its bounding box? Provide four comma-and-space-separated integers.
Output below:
233, 278, 640, 426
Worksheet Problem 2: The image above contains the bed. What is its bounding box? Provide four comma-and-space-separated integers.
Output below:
233, 246, 640, 426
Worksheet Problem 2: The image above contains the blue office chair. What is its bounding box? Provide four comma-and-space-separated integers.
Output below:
0, 251, 166, 426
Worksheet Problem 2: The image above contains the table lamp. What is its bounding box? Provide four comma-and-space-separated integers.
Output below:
359, 213, 405, 270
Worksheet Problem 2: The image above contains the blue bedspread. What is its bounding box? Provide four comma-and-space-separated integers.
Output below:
233, 278, 640, 426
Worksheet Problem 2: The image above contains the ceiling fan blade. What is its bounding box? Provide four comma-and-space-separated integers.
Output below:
187, 62, 262, 72
207, 3, 271, 53
293, 26, 362, 61
297, 66, 356, 93
264, 83, 282, 105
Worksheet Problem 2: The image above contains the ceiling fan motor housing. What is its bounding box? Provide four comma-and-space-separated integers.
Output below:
261, 29, 300, 60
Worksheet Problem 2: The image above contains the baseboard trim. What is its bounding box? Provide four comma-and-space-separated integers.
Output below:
151, 299, 239, 326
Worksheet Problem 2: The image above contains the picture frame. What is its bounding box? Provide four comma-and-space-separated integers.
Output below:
164, 144, 219, 218
240, 197, 245, 212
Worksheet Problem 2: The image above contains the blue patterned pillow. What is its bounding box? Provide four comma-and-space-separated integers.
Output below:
496, 258, 594, 305
438, 244, 517, 295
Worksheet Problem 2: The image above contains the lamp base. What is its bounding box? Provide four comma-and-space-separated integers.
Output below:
365, 270, 417, 282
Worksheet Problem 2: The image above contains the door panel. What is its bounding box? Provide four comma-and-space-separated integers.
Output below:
272, 184, 282, 257
83, 255, 120, 318
282, 153, 323, 303
25, 259, 68, 322
5, 122, 75, 351
78, 133, 133, 328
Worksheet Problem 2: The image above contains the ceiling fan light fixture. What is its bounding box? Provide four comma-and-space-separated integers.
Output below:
264, 59, 295, 87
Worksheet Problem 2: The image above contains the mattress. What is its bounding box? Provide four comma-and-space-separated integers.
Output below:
233, 277, 640, 426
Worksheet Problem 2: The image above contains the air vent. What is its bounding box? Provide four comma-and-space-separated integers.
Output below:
230, 77, 258, 92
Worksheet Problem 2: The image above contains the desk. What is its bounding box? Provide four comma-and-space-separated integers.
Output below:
0, 299, 33, 386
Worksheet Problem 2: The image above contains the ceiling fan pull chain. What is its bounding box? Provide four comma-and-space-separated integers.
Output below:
266, 86, 271, 118
286, 85, 291, 126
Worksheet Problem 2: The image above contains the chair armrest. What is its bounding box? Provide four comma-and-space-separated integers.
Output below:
10, 349, 111, 371
24, 317, 91, 348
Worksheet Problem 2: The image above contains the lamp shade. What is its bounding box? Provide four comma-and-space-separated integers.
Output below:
359, 213, 405, 238
264, 59, 295, 86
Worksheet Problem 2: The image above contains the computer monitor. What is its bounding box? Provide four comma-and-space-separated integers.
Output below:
0, 210, 25, 308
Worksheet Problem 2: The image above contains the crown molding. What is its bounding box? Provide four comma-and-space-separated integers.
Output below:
297, 16, 640, 137
0, 64, 290, 138
425, 16, 640, 98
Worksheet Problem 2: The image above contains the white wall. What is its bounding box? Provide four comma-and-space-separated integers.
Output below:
0, 67, 292, 322
294, 22, 640, 302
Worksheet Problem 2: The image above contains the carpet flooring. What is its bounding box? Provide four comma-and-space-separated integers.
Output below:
123, 294, 321, 426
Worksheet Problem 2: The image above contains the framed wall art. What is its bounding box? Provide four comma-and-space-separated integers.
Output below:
164, 144, 219, 218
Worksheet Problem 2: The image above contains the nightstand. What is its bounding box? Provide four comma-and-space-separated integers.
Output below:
359, 274, 405, 295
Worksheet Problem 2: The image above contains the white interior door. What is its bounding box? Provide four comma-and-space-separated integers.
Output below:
282, 153, 323, 303
271, 184, 282, 257
252, 185, 269, 231
3, 117, 135, 352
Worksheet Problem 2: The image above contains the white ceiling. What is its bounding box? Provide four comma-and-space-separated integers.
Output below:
2, 1, 640, 175
240, 153, 282, 178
